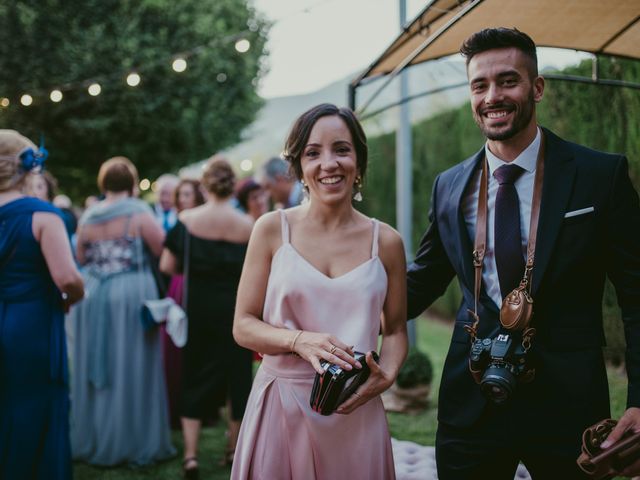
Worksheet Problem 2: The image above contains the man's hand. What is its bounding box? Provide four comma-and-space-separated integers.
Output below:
600, 407, 640, 477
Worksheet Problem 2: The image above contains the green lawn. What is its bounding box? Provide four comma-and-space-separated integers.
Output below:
73, 314, 628, 479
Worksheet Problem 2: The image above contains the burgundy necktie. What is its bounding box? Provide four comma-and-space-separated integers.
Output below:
493, 164, 526, 300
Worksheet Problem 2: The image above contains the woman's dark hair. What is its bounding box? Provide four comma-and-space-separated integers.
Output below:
283, 103, 368, 181
97, 156, 138, 195
26, 171, 58, 202
174, 178, 205, 211
460, 27, 538, 77
235, 177, 262, 211
201, 155, 236, 198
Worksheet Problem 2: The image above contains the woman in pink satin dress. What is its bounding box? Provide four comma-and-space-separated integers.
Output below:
232, 103, 408, 480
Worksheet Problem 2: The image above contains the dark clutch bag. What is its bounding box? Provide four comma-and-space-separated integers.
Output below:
576, 418, 640, 479
309, 351, 378, 416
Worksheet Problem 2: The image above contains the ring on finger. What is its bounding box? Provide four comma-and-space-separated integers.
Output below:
329, 345, 337, 355
353, 392, 361, 399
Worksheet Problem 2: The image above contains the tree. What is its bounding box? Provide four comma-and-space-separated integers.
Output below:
0, 0, 269, 199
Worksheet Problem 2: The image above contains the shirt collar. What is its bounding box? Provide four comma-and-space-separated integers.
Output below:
485, 126, 541, 176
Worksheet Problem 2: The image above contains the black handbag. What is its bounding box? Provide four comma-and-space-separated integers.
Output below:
310, 351, 378, 415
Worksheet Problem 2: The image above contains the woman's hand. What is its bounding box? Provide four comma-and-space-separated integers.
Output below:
292, 331, 361, 375
335, 351, 394, 415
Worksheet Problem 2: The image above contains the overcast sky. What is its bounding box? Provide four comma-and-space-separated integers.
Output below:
252, 0, 588, 99
252, 0, 425, 98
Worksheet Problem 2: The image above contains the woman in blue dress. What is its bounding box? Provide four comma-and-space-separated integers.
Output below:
0, 129, 84, 480
67, 156, 175, 466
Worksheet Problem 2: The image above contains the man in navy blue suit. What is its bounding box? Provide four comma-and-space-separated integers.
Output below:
407, 27, 640, 479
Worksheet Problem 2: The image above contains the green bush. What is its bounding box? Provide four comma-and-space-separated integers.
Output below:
396, 348, 433, 388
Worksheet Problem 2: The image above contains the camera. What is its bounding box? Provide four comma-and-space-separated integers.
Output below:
469, 331, 534, 404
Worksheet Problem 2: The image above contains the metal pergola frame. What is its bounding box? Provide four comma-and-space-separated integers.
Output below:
349, 0, 640, 115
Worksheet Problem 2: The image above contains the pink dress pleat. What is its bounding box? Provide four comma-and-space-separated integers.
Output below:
231, 210, 396, 480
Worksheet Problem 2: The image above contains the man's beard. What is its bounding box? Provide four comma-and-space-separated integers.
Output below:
474, 91, 535, 141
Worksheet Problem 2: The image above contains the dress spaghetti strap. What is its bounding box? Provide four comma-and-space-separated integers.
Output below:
278, 209, 290, 244
371, 219, 380, 258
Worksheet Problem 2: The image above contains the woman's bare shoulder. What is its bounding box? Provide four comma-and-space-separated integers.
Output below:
376, 221, 405, 261
178, 205, 205, 224
32, 210, 65, 230
252, 210, 282, 237
32, 211, 66, 242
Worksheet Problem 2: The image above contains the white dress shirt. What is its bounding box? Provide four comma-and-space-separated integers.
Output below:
461, 127, 541, 308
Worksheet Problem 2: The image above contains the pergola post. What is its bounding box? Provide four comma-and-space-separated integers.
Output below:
397, 0, 416, 346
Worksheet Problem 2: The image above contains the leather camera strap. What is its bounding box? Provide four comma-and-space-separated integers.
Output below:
467, 132, 545, 339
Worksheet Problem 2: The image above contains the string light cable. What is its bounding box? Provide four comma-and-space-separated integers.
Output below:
0, 1, 340, 109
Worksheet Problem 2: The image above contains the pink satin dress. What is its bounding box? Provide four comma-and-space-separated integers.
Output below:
231, 210, 396, 480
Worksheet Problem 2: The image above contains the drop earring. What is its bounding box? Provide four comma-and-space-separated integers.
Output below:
353, 176, 363, 202
301, 180, 310, 204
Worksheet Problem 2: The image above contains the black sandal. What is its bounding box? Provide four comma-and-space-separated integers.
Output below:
183, 457, 199, 480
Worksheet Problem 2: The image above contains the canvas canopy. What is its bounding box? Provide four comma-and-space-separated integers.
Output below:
351, 0, 640, 110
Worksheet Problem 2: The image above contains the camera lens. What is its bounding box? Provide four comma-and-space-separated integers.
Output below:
481, 365, 516, 404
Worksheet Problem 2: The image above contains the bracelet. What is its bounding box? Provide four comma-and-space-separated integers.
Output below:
290, 330, 303, 354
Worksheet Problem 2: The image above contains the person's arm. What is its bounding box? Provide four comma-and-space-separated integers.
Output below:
407, 174, 456, 319
33, 212, 84, 309
139, 211, 165, 257
233, 212, 359, 374
159, 218, 187, 276
337, 224, 408, 414
598, 156, 640, 476
159, 248, 178, 276
75, 224, 87, 265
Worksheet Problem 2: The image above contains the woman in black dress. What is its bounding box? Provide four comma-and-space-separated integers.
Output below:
160, 156, 254, 478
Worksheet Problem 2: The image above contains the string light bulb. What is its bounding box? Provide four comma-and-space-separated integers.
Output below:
50, 90, 63, 102
0, 98, 9, 107
235, 39, 250, 53
20, 94, 33, 106
172, 58, 187, 73
88, 83, 101, 96
139, 178, 151, 191
126, 73, 141, 87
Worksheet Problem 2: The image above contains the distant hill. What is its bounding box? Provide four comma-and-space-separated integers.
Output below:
181, 58, 469, 177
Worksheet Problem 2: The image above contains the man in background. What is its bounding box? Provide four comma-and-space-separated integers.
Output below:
258, 156, 303, 209
153, 174, 179, 232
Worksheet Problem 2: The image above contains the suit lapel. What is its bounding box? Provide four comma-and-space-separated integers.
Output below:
450, 150, 484, 292
531, 128, 577, 295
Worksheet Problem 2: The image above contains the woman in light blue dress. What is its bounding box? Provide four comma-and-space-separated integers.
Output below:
68, 156, 175, 466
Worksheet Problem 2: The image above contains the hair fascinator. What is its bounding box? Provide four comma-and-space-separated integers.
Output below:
20, 140, 48, 173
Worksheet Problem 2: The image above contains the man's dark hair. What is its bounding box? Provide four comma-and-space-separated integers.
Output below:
460, 27, 538, 77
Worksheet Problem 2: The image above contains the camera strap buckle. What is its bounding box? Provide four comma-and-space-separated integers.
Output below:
521, 327, 536, 352
464, 316, 479, 342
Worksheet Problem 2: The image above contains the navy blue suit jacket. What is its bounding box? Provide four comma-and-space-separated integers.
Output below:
407, 128, 640, 436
